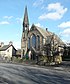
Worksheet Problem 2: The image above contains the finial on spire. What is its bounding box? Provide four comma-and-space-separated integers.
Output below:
23, 6, 29, 27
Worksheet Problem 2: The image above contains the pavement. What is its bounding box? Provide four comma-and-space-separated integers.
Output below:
17, 61, 70, 72
0, 62, 70, 84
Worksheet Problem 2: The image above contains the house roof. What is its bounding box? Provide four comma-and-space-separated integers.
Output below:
0, 45, 16, 51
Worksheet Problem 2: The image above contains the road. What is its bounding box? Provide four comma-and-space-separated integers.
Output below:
0, 63, 70, 84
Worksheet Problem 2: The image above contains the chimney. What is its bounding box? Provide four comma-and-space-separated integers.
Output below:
1, 42, 4, 47
46, 28, 48, 31
9, 41, 13, 45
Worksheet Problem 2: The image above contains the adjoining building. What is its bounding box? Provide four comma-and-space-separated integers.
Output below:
21, 7, 64, 64
0, 41, 17, 61
62, 43, 70, 61
16, 49, 21, 57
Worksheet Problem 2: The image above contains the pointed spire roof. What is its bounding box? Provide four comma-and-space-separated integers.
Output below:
23, 6, 29, 26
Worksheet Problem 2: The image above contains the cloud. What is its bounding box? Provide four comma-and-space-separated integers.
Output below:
59, 28, 70, 43
62, 39, 70, 44
61, 28, 70, 36
58, 21, 70, 42
39, 2, 67, 20
39, 12, 62, 20
16, 18, 23, 24
35, 23, 41, 27
58, 21, 70, 28
41, 5, 45, 9
13, 41, 21, 49
3, 16, 13, 19
35, 23, 44, 28
33, 0, 45, 6
0, 21, 10, 25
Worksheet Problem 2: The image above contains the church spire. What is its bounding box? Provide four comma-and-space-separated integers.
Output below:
23, 6, 29, 32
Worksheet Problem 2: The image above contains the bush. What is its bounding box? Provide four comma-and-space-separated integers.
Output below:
11, 57, 25, 63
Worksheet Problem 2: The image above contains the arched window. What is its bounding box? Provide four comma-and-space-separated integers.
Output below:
43, 38, 46, 44
32, 34, 36, 49
37, 35, 40, 49
28, 38, 30, 49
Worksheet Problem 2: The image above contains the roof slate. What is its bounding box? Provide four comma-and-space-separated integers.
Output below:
0, 45, 16, 51
31, 24, 64, 45
31, 24, 52, 38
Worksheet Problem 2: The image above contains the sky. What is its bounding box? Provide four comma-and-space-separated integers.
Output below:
0, 0, 70, 49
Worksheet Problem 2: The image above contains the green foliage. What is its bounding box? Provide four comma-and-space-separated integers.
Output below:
11, 57, 25, 63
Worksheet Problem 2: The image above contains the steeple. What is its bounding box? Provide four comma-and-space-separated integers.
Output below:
21, 6, 29, 58
23, 6, 29, 32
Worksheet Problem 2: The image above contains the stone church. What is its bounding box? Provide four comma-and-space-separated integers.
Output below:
21, 7, 64, 63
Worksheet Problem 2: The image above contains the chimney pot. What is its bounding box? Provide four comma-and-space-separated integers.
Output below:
9, 41, 13, 45
46, 28, 48, 31
1, 42, 4, 47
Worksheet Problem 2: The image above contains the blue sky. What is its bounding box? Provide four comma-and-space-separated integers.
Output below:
0, 0, 70, 49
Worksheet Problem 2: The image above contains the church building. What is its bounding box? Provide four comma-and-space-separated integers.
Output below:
21, 7, 64, 63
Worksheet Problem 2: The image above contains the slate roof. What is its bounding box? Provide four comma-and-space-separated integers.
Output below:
54, 34, 64, 45
31, 24, 64, 45
36, 26, 52, 38
31, 24, 52, 38
0, 45, 16, 51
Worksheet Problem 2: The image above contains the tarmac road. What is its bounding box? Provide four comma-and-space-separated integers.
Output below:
0, 63, 70, 84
